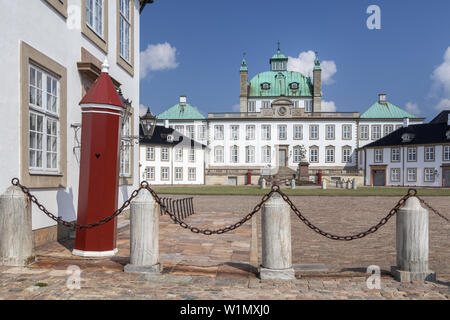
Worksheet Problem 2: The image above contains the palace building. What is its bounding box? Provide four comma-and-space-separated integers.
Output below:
145, 47, 425, 185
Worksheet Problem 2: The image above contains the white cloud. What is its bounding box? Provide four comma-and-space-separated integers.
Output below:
435, 98, 450, 111
432, 47, 450, 94
140, 42, 179, 79
405, 102, 420, 115
321, 100, 337, 112
287, 50, 337, 84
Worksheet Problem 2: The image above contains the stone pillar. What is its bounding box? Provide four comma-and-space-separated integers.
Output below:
124, 189, 162, 273
290, 179, 295, 189
260, 193, 295, 280
346, 179, 351, 189
322, 178, 327, 190
391, 197, 436, 282
260, 178, 266, 189
0, 186, 35, 266
352, 179, 358, 190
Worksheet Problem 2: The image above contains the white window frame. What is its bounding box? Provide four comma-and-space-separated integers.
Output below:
230, 146, 239, 163
198, 125, 207, 140
214, 146, 224, 163
293, 125, 303, 140
325, 147, 335, 163
230, 125, 239, 140
309, 147, 318, 163
146, 146, 154, 161
119, 0, 131, 62
384, 125, 393, 136
371, 125, 381, 140
175, 125, 184, 136
86, 0, 104, 38
28, 64, 60, 174
175, 148, 183, 162
374, 149, 383, 163
310, 125, 319, 140
424, 168, 435, 182
262, 146, 271, 163
246, 125, 255, 140
175, 167, 183, 181
161, 147, 169, 161
391, 168, 401, 182
293, 147, 302, 163
188, 168, 196, 181
188, 148, 195, 162
145, 167, 155, 181
407, 147, 417, 162
214, 125, 224, 140
342, 125, 352, 140
391, 148, 400, 162
278, 125, 287, 140
248, 101, 256, 112
120, 115, 131, 177
360, 125, 369, 140
326, 125, 335, 140
186, 125, 195, 139
407, 168, 417, 182
342, 148, 352, 163
305, 100, 312, 112
262, 125, 271, 140
161, 167, 169, 181
444, 145, 450, 161
424, 146, 435, 161
246, 146, 255, 163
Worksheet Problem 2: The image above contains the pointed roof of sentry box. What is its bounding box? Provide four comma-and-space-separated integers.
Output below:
79, 58, 124, 108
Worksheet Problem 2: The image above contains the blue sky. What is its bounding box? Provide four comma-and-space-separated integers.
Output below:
139, 0, 450, 121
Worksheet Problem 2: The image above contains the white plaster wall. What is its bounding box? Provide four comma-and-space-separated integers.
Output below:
0, 0, 141, 230
365, 146, 445, 187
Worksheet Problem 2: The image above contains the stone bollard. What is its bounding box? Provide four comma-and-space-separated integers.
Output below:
322, 178, 327, 190
335, 180, 339, 188
260, 178, 266, 189
124, 189, 162, 273
346, 179, 351, 189
0, 186, 35, 266
352, 179, 358, 190
260, 192, 295, 280
290, 179, 295, 189
391, 197, 436, 282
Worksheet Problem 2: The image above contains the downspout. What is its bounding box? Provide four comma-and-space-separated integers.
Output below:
402, 146, 405, 187
364, 148, 367, 186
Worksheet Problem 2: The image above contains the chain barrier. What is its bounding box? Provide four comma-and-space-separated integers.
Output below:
11, 178, 143, 229
10, 178, 448, 237
274, 185, 417, 241
143, 182, 274, 235
416, 196, 450, 223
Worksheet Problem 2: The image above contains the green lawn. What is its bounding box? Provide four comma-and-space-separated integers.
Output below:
151, 185, 450, 197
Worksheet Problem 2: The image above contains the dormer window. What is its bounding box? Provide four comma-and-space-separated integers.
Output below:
401, 133, 415, 143
261, 82, 270, 90
289, 82, 299, 90
167, 134, 174, 142
446, 130, 450, 140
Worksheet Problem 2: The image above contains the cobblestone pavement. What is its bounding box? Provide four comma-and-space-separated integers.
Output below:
0, 195, 448, 300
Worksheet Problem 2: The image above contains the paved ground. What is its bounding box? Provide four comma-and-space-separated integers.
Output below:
0, 195, 448, 300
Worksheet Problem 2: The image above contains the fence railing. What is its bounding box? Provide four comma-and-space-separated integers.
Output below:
159, 197, 195, 221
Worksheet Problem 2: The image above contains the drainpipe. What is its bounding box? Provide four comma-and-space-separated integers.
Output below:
402, 146, 405, 187
364, 148, 367, 186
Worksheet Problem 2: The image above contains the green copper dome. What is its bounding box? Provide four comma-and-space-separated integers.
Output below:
157, 103, 205, 120
248, 71, 312, 97
360, 101, 418, 119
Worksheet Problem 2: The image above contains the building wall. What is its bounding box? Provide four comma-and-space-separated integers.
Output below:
0, 0, 141, 235
139, 144, 205, 185
364, 145, 449, 187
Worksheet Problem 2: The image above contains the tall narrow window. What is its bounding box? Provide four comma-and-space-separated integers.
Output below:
325, 147, 335, 163
391, 148, 400, 162
214, 146, 224, 163
246, 146, 255, 163
119, 0, 131, 62
186, 125, 195, 139
231, 146, 239, 163
198, 125, 207, 140
175, 125, 184, 135
371, 125, 381, 140
424, 168, 435, 182
407, 147, 417, 162
278, 125, 287, 140
146, 147, 154, 161
262, 125, 271, 140
161, 147, 169, 161
424, 146, 435, 161
246, 125, 255, 140
305, 100, 312, 112
248, 101, 255, 112
293, 147, 303, 163
293, 125, 303, 140
309, 125, 319, 140
342, 147, 352, 163
384, 125, 393, 136
175, 167, 183, 181
391, 168, 400, 182
189, 148, 195, 162
309, 147, 319, 163
374, 149, 383, 163
175, 148, 183, 162
342, 125, 352, 140
262, 146, 271, 163
188, 168, 196, 181
444, 146, 450, 161
326, 125, 335, 140
407, 168, 417, 182
360, 125, 369, 140
214, 125, 224, 140
86, 0, 103, 37
29, 64, 60, 173
230, 125, 239, 140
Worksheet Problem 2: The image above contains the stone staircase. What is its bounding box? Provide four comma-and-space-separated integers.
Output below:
273, 166, 297, 181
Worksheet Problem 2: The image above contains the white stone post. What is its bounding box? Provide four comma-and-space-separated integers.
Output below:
260, 192, 295, 280
124, 189, 162, 273
346, 179, 351, 189
0, 186, 35, 266
290, 179, 295, 189
391, 197, 436, 282
352, 178, 358, 190
260, 178, 266, 189
322, 178, 327, 190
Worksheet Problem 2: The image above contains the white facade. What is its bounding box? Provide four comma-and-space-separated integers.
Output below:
364, 144, 450, 187
0, 1, 142, 236
139, 143, 205, 185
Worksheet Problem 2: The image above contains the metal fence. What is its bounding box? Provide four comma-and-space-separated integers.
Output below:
159, 197, 195, 221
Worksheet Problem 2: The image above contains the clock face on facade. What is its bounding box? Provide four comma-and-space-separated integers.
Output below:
278, 106, 287, 116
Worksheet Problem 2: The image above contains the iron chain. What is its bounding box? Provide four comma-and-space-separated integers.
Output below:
273, 185, 417, 241
416, 196, 450, 223
11, 178, 143, 229
142, 181, 273, 235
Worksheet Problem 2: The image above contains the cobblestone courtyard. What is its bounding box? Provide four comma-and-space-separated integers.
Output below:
0, 195, 448, 300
